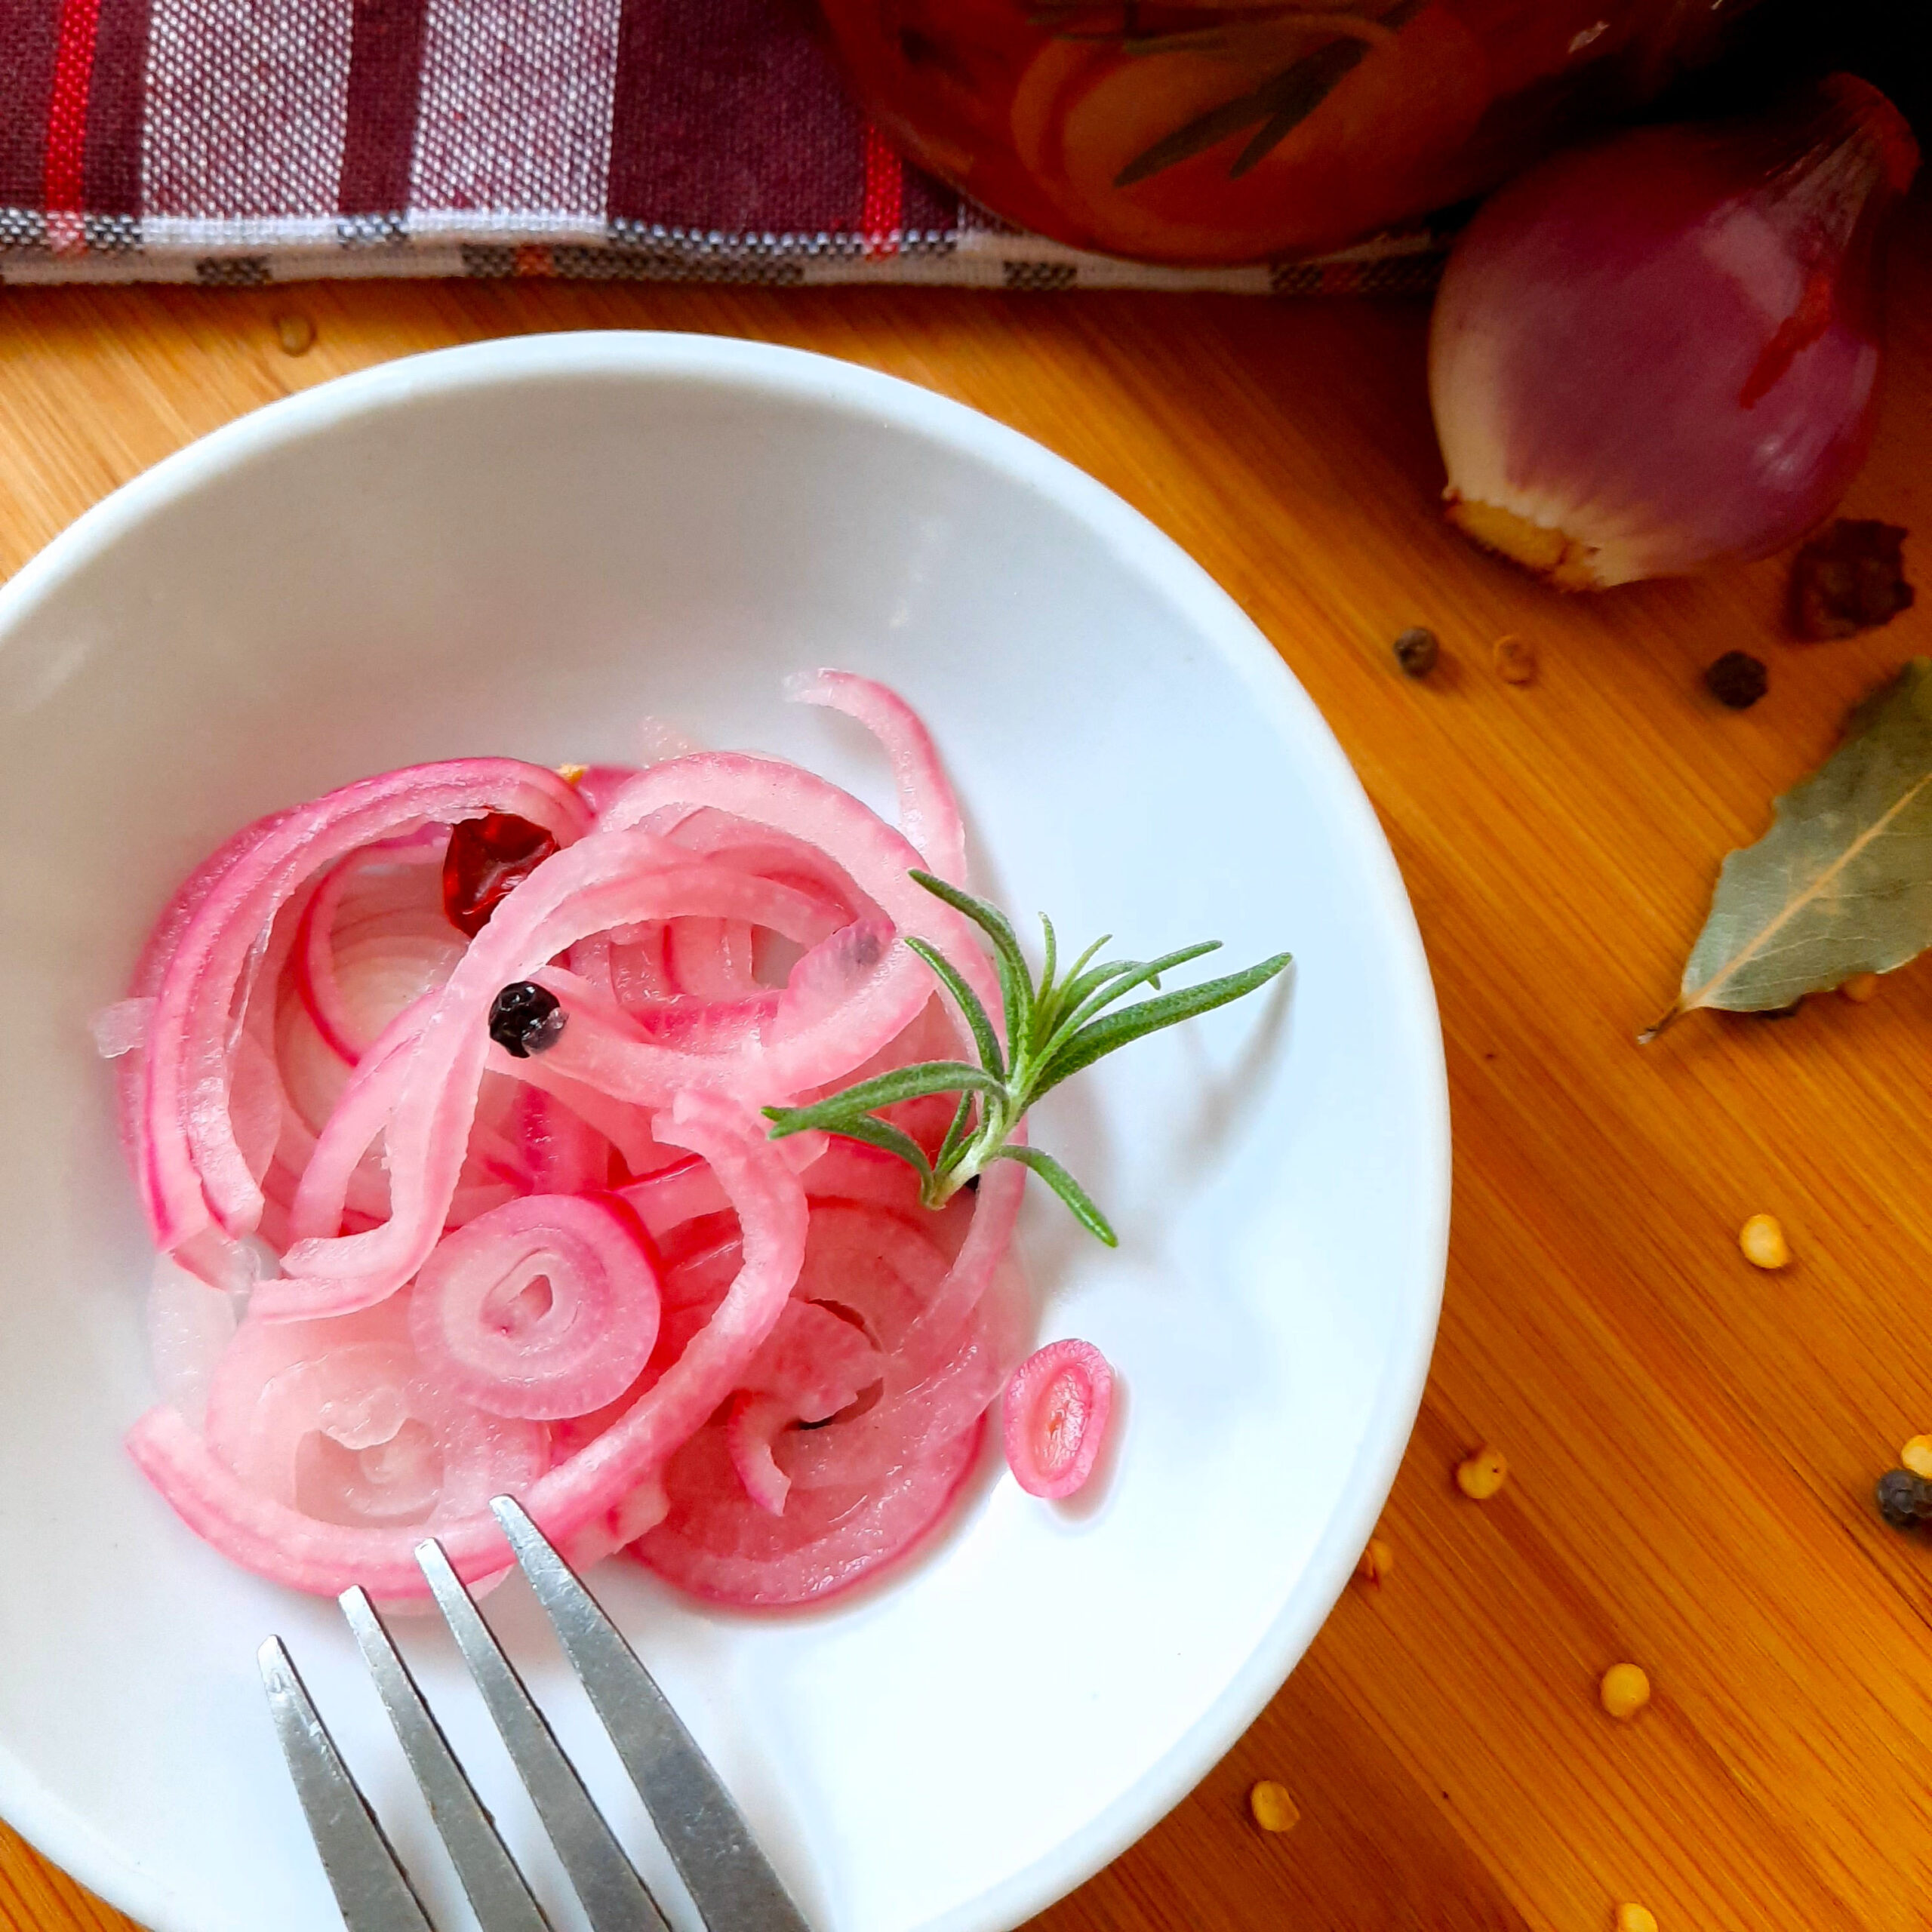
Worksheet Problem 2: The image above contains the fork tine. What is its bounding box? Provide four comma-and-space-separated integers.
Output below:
491, 1498, 814, 1932
414, 1537, 671, 1932
340, 1588, 554, 1932
258, 1636, 435, 1932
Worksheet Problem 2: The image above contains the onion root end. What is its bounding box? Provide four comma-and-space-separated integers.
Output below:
1445, 494, 1604, 591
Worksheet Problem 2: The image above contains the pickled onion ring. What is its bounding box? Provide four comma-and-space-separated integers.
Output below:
786, 669, 969, 886
1001, 1339, 1114, 1500
134, 761, 590, 1280
408, 1194, 661, 1420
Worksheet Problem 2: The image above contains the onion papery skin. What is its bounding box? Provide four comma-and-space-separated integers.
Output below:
1429, 76, 1920, 590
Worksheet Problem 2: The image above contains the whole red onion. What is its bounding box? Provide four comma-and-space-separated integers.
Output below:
1429, 76, 1918, 590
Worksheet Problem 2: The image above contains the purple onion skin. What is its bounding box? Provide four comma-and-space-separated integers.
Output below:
1429, 77, 1919, 590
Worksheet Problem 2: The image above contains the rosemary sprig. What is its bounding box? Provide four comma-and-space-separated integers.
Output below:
764, 872, 1290, 1246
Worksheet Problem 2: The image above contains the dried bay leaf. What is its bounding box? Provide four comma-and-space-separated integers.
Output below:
1648, 658, 1932, 1037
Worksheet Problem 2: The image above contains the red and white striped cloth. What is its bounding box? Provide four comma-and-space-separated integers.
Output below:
0, 0, 1448, 292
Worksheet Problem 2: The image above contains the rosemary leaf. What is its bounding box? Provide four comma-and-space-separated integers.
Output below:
992, 1146, 1118, 1247
806, 1111, 934, 1179
909, 868, 1035, 1062
1049, 941, 1225, 1051
904, 936, 1005, 1079
763, 1059, 1000, 1132
1034, 952, 1293, 1098
934, 1088, 980, 1176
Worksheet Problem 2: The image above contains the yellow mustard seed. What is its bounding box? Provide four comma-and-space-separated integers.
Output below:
1456, 1445, 1508, 1500
1600, 1663, 1651, 1720
1900, 1436, 1932, 1480
1355, 1537, 1395, 1586
1248, 1780, 1300, 1833
1615, 1906, 1659, 1932
1841, 971, 1880, 1003
1739, 1213, 1791, 1269
1493, 633, 1537, 685
273, 312, 316, 356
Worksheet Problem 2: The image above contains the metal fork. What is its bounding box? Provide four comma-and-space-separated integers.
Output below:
258, 1496, 812, 1932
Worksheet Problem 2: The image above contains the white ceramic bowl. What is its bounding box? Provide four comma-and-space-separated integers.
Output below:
0, 334, 1446, 1932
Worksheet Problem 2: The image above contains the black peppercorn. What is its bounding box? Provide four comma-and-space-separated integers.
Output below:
1876, 1468, 1932, 1529
1704, 651, 1768, 710
488, 981, 565, 1057
1392, 626, 1440, 678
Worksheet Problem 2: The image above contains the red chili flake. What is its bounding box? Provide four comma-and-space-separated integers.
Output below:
442, 813, 558, 937
1789, 519, 1915, 639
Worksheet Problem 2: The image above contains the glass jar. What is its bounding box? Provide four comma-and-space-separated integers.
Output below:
817, 0, 1761, 264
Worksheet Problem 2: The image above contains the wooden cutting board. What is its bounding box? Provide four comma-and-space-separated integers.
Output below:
5, 204, 1930, 1932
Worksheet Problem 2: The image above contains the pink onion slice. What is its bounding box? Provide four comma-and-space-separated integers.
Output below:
1001, 1339, 1115, 1500
638, 1414, 984, 1608
280, 992, 438, 1253
136, 761, 590, 1273
408, 1193, 661, 1421
126, 1089, 807, 1599
275, 848, 814, 1309
202, 1297, 549, 1526
146, 1252, 241, 1429
724, 1396, 795, 1516
724, 1299, 887, 1515
787, 669, 969, 887
293, 837, 458, 1066
91, 998, 155, 1060
636, 1172, 1020, 1599
601, 752, 1001, 1054
664, 917, 758, 998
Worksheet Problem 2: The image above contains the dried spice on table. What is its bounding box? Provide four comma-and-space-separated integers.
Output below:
1492, 634, 1536, 685
1599, 1663, 1651, 1719
1790, 519, 1915, 639
1646, 660, 1932, 1035
1704, 651, 1768, 710
1875, 1469, 1932, 1528
1247, 1780, 1300, 1833
1392, 626, 1440, 678
1738, 1214, 1791, 1270
1456, 1444, 1508, 1498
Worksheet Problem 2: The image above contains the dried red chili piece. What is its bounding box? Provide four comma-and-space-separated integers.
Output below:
1789, 519, 1915, 639
441, 812, 558, 937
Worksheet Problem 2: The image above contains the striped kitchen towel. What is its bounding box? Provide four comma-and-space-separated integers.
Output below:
0, 0, 1449, 291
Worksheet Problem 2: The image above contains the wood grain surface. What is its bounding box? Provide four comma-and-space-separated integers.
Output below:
5, 205, 1931, 1932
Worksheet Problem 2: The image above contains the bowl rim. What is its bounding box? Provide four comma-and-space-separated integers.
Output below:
0, 329, 1449, 1932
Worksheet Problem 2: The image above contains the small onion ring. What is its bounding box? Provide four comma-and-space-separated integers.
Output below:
408, 1194, 661, 1420
1001, 1339, 1115, 1501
